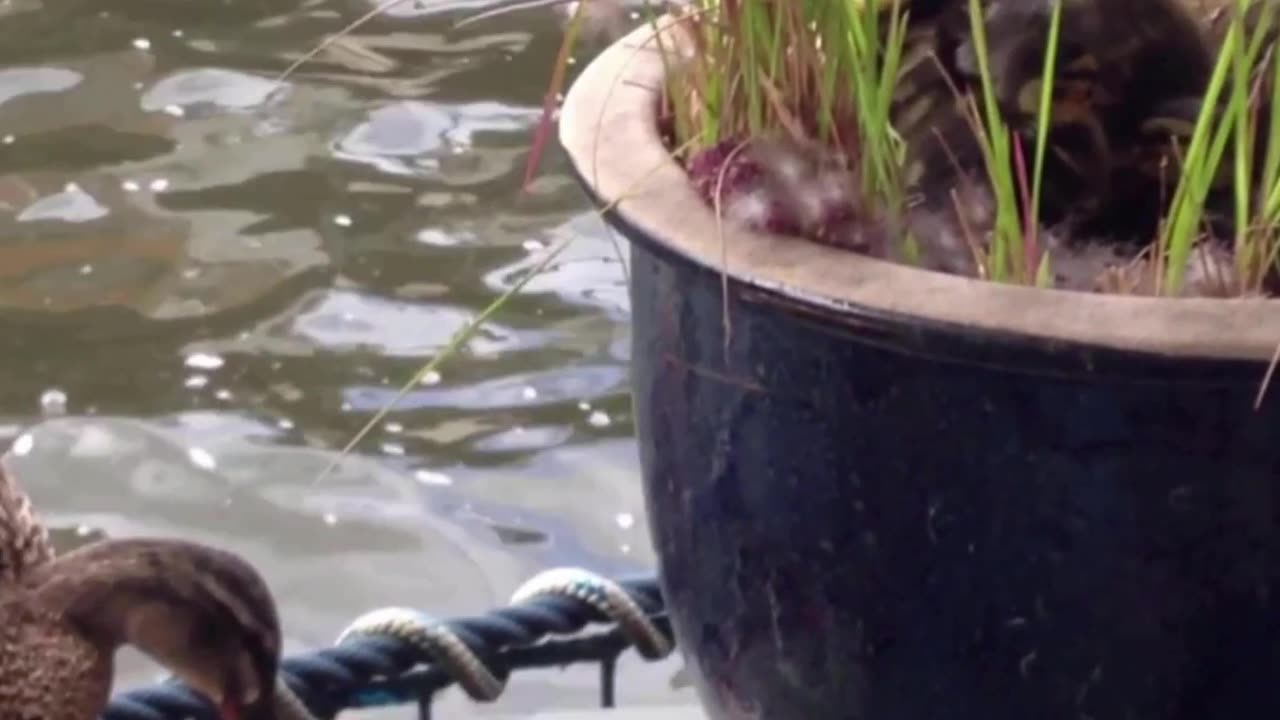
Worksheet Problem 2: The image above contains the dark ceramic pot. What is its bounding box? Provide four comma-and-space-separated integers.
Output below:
559, 23, 1280, 720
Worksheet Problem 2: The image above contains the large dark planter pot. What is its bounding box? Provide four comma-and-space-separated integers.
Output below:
560, 22, 1280, 720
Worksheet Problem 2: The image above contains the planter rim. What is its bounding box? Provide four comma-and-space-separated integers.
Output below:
558, 20, 1280, 361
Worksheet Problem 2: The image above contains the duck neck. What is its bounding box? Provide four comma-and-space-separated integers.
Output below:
27, 537, 281, 709
30, 539, 205, 645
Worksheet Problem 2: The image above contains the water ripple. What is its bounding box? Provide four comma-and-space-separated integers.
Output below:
262, 287, 533, 357
0, 67, 81, 106
342, 363, 629, 412
141, 67, 278, 114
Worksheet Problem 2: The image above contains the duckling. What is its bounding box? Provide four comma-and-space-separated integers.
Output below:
954, 0, 1214, 137
890, 3, 993, 210
891, 0, 1217, 241
0, 459, 297, 720
1107, 1, 1280, 244
891, 0, 1109, 228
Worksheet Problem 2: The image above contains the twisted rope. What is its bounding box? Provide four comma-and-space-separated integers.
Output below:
102, 568, 673, 720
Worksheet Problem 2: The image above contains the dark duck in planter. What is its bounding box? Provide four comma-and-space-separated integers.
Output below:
0, 459, 296, 720
677, 0, 1227, 280
892, 0, 1217, 243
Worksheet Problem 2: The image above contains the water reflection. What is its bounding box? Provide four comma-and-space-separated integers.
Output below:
0, 67, 81, 106
141, 67, 278, 113
335, 99, 541, 180
0, 0, 685, 715
283, 287, 524, 356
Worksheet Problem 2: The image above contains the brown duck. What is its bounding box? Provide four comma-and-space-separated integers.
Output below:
0, 457, 295, 720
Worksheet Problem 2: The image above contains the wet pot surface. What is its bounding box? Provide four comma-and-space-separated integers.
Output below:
625, 229, 1280, 720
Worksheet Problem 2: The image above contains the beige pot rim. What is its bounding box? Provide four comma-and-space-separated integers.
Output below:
557, 20, 1280, 361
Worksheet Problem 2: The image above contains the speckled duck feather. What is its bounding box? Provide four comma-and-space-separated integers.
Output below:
0, 462, 53, 584
0, 461, 110, 720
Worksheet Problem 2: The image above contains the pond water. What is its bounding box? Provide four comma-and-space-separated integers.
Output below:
0, 0, 689, 716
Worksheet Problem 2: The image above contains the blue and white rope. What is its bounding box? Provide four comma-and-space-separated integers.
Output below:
336, 607, 505, 701
510, 567, 673, 660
